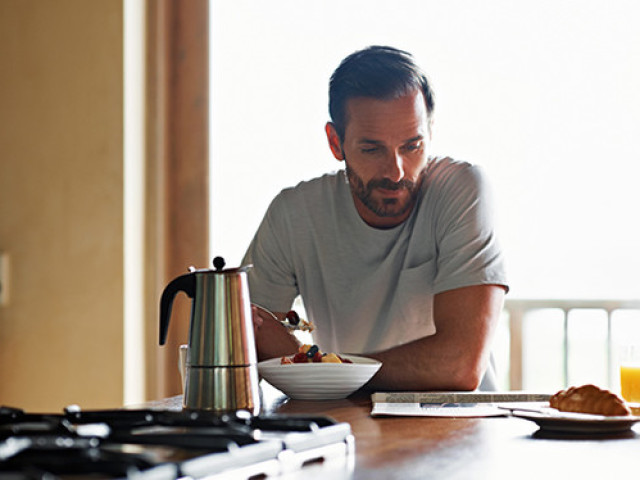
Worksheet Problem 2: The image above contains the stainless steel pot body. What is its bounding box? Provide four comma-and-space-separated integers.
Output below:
159, 259, 260, 414
183, 364, 260, 413
187, 270, 256, 368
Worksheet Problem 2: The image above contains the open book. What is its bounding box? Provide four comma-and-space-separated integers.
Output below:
371, 391, 551, 418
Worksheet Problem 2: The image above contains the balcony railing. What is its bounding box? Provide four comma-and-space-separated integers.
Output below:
503, 298, 640, 390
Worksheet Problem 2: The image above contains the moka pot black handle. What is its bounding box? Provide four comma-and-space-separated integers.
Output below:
159, 272, 196, 345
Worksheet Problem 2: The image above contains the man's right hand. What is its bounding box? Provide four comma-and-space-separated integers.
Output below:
251, 305, 301, 361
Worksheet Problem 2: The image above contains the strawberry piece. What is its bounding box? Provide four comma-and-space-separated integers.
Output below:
337, 355, 353, 364
285, 310, 300, 326
292, 352, 307, 363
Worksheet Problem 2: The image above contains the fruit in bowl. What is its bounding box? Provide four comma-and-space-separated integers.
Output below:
281, 344, 353, 364
259, 345, 382, 400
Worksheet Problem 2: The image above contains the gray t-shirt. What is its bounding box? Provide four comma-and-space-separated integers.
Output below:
243, 157, 508, 389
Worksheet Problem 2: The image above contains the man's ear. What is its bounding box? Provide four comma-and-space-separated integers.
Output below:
325, 122, 344, 161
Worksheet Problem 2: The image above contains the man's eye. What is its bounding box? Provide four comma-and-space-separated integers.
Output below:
404, 142, 422, 152
361, 147, 380, 154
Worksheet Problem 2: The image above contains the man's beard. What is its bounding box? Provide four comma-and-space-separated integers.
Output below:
345, 164, 421, 219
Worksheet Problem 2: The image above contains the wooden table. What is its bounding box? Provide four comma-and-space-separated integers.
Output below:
257, 382, 640, 479
152, 383, 640, 479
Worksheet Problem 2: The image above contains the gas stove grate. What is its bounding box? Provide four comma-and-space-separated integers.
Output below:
0, 406, 354, 479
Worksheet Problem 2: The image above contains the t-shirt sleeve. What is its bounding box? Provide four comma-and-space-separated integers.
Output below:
432, 164, 509, 294
242, 192, 300, 312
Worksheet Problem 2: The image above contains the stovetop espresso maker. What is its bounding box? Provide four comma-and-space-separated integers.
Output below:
159, 257, 260, 414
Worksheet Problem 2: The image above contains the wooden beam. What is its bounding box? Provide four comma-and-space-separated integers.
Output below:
146, 0, 209, 399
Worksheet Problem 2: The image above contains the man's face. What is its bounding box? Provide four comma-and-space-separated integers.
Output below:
326, 89, 432, 228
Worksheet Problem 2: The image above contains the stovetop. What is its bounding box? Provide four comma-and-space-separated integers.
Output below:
0, 405, 354, 479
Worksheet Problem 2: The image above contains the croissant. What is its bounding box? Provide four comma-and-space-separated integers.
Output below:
549, 384, 631, 416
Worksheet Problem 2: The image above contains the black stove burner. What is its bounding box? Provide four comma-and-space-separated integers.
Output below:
0, 405, 354, 479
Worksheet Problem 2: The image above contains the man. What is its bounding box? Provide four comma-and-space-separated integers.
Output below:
244, 46, 508, 391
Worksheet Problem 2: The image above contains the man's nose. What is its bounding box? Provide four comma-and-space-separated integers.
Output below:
383, 151, 405, 182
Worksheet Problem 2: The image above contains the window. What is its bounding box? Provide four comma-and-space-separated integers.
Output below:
210, 1, 640, 301
209, 1, 640, 389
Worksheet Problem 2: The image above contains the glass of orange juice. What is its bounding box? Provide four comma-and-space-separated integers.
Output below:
620, 346, 640, 403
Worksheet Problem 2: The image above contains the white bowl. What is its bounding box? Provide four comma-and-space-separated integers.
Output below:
257, 354, 382, 400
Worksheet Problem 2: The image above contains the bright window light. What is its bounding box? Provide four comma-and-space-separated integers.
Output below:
209, 0, 640, 300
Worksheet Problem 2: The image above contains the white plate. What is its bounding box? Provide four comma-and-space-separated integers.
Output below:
511, 408, 640, 434
258, 354, 382, 400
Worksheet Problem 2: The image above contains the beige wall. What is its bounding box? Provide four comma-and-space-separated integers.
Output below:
0, 0, 124, 410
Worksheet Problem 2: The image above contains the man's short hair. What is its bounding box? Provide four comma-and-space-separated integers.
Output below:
328, 45, 435, 142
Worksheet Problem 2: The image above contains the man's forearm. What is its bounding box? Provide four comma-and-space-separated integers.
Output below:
363, 284, 505, 392
364, 335, 491, 391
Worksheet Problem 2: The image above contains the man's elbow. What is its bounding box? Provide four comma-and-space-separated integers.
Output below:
447, 359, 486, 391
447, 373, 481, 391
